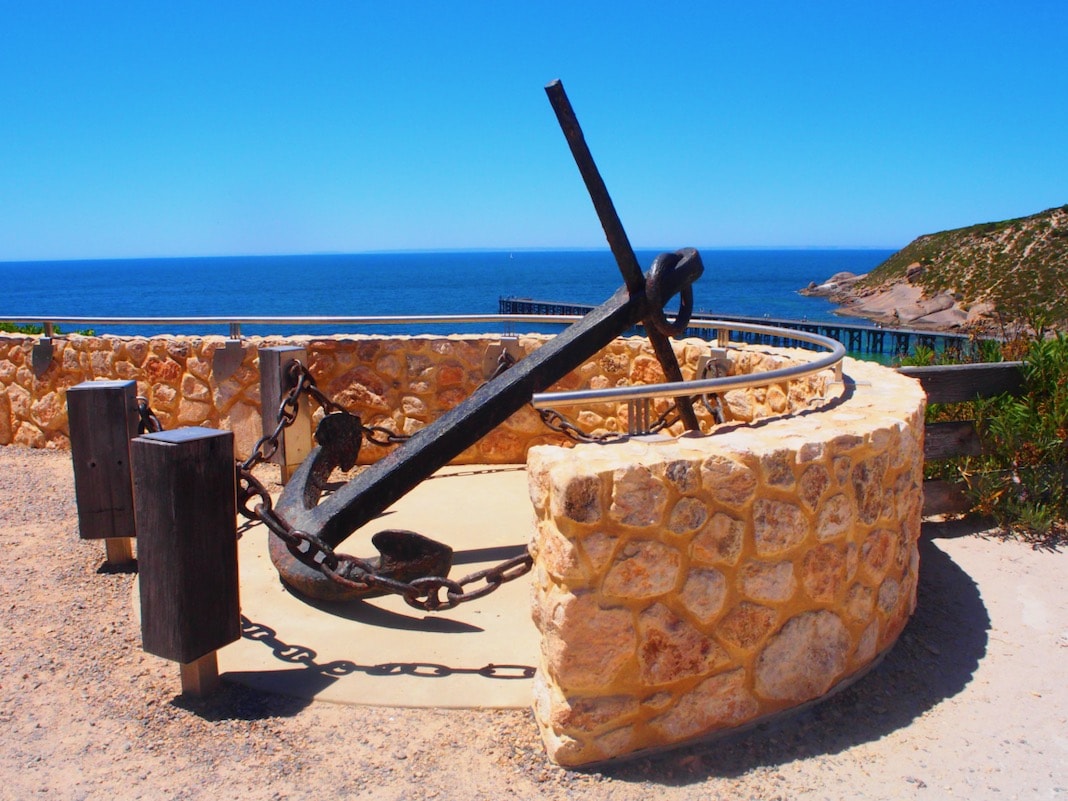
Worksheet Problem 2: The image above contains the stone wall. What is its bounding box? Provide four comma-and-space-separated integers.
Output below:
0, 332, 825, 463
526, 357, 925, 766
2, 329, 924, 766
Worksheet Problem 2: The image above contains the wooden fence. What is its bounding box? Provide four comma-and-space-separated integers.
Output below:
897, 361, 1026, 516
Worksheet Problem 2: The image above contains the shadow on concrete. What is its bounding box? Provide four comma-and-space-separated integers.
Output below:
597, 530, 990, 783
452, 543, 529, 566
288, 590, 486, 632
171, 616, 536, 721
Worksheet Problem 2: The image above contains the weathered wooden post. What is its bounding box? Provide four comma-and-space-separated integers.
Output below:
259, 346, 313, 483
131, 427, 240, 696
67, 379, 139, 565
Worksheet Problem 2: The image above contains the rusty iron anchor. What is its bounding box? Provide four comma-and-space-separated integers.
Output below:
269, 80, 706, 601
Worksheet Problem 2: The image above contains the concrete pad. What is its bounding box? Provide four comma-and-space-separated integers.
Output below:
217, 465, 538, 709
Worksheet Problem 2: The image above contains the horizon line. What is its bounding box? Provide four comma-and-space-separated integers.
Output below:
0, 244, 901, 265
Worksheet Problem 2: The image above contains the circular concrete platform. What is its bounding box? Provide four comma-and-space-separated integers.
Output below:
214, 466, 538, 709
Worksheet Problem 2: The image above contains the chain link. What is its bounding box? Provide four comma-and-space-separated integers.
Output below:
238, 360, 306, 475
482, 343, 684, 444
538, 400, 681, 443
486, 346, 682, 444
319, 551, 535, 612
647, 402, 683, 434
136, 396, 163, 434
295, 361, 413, 448
232, 352, 688, 609
234, 358, 532, 611
488, 348, 517, 381
360, 424, 412, 447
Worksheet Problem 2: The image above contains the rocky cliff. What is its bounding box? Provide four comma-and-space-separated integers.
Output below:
803, 205, 1068, 332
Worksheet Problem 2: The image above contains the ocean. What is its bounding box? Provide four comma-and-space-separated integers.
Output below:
0, 249, 894, 337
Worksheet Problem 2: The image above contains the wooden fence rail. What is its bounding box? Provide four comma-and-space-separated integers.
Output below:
897, 361, 1026, 516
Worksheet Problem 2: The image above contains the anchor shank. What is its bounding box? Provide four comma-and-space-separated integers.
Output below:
275, 81, 706, 559
278, 267, 692, 549
645, 319, 701, 430
544, 79, 645, 295
545, 79, 699, 430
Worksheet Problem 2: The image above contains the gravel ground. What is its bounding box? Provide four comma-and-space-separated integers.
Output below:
1, 444, 1065, 801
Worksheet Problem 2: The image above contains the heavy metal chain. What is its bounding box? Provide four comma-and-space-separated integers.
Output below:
294, 364, 411, 448
238, 360, 409, 479
235, 359, 532, 612
257, 497, 531, 612
537, 402, 682, 443
491, 346, 683, 444
235, 360, 311, 520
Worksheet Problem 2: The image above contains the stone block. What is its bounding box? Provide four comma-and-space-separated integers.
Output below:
529, 356, 926, 765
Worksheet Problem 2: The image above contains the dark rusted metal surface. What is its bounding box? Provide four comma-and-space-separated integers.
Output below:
268, 79, 706, 601
268, 528, 453, 602
544, 79, 700, 431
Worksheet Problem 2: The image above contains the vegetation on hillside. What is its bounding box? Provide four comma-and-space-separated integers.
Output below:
866, 205, 1068, 333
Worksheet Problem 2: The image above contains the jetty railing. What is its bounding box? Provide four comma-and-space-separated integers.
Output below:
499, 297, 979, 356
4, 307, 983, 359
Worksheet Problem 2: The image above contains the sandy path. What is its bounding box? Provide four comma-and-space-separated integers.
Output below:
1, 445, 1065, 800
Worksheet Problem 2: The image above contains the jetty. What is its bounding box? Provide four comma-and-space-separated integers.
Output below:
498, 297, 975, 357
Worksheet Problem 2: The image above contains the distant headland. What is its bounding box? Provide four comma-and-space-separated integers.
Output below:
802, 205, 1068, 334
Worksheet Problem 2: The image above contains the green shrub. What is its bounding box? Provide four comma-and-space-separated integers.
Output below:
0, 322, 94, 335
901, 331, 1068, 545
965, 333, 1068, 545
0, 322, 47, 334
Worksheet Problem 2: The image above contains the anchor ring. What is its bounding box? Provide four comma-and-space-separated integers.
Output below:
646, 248, 701, 337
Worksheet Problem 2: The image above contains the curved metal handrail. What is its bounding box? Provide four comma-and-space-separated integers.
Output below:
531, 319, 845, 408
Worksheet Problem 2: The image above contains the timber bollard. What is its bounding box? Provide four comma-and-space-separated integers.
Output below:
67, 379, 139, 566
131, 427, 240, 697
259, 346, 312, 483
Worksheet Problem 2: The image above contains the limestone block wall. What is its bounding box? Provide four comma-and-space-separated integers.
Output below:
0, 331, 826, 463
527, 357, 925, 766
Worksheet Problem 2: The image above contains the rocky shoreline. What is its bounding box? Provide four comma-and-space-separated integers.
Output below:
801, 270, 995, 333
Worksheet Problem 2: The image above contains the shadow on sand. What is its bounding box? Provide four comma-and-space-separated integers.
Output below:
170, 522, 989, 773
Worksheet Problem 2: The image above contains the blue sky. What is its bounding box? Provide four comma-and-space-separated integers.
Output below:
2, 1, 1065, 261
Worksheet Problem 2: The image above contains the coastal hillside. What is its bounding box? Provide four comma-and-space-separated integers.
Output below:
806, 205, 1068, 332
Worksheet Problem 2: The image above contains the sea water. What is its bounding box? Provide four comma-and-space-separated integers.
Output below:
0, 249, 893, 337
